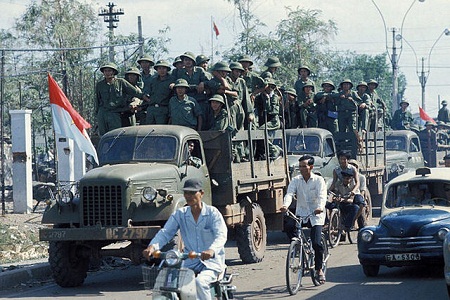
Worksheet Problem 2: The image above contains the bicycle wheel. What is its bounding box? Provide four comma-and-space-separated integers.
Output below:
327, 209, 341, 248
311, 234, 329, 286
346, 227, 358, 244
286, 240, 304, 295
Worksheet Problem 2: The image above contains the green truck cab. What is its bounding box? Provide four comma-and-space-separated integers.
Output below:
39, 125, 289, 287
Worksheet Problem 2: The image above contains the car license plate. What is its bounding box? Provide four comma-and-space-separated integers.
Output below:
385, 253, 421, 261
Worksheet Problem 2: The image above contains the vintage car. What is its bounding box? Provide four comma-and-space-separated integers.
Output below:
358, 167, 450, 277
444, 230, 450, 296
385, 130, 424, 181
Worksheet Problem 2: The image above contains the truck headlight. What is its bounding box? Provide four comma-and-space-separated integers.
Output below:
438, 228, 450, 240
360, 230, 374, 242
390, 163, 398, 173
58, 190, 73, 205
142, 187, 157, 203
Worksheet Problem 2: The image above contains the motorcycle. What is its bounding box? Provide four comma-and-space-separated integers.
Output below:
144, 249, 237, 300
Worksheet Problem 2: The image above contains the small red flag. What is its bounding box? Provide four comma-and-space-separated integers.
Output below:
213, 21, 220, 37
419, 106, 436, 124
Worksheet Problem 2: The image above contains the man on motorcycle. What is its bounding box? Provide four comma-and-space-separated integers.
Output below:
142, 178, 228, 299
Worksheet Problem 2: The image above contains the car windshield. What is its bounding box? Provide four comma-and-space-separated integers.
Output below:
385, 181, 450, 208
287, 135, 320, 155
386, 136, 407, 151
99, 135, 177, 164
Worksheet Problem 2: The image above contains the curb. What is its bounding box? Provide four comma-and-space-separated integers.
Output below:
0, 261, 51, 290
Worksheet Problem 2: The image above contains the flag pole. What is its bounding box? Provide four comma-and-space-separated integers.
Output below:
211, 16, 214, 64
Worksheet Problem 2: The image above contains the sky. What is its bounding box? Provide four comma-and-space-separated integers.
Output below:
2, 0, 450, 116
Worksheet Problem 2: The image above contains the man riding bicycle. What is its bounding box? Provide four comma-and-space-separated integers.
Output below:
280, 155, 327, 285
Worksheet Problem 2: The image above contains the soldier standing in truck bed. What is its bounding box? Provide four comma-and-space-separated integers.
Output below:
355, 81, 371, 133
168, 79, 202, 131
238, 55, 265, 102
314, 80, 338, 133
391, 100, 413, 130
294, 65, 316, 105
122, 67, 143, 127
260, 56, 281, 80
335, 79, 361, 133
299, 82, 317, 128
438, 100, 450, 124
284, 88, 300, 129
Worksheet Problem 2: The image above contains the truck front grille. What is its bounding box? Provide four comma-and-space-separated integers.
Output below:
82, 185, 123, 226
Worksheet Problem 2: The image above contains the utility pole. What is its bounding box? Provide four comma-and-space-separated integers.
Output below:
391, 28, 399, 113
138, 16, 144, 57
419, 57, 427, 111
98, 2, 124, 62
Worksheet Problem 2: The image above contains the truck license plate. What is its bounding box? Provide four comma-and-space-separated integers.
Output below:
385, 253, 421, 261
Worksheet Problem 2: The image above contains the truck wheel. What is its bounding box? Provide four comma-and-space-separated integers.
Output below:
236, 203, 266, 263
49, 241, 89, 287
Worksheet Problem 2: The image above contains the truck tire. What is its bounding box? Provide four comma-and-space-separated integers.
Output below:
49, 241, 89, 287
236, 203, 266, 263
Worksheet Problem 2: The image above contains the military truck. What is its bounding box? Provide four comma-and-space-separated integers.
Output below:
39, 125, 289, 287
385, 130, 424, 181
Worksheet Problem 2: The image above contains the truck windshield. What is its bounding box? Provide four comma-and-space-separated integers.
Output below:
385, 181, 450, 208
386, 136, 407, 151
98, 136, 177, 163
287, 135, 320, 155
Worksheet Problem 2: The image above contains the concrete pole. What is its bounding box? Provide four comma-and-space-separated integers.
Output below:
56, 134, 74, 186
10, 110, 33, 214
391, 28, 399, 113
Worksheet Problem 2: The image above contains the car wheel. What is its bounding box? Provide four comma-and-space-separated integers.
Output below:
362, 264, 379, 277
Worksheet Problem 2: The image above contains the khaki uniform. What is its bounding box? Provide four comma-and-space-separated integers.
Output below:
168, 95, 202, 130
314, 91, 338, 133
335, 91, 361, 132
294, 78, 316, 104
391, 109, 413, 130
145, 74, 175, 125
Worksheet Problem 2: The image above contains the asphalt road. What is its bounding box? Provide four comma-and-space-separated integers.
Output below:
1, 228, 448, 300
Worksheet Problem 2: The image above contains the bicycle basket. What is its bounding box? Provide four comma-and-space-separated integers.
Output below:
142, 265, 160, 290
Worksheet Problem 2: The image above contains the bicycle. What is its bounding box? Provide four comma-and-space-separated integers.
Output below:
327, 191, 359, 245
285, 210, 330, 295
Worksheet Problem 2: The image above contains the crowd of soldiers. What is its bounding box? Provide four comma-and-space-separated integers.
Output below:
94, 52, 450, 157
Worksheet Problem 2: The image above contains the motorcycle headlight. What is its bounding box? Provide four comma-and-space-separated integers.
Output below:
165, 250, 182, 266
438, 228, 450, 240
390, 163, 398, 173
142, 187, 157, 203
360, 230, 374, 243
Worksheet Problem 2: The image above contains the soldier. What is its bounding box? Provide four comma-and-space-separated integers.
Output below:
299, 82, 317, 128
208, 94, 229, 131
95, 62, 146, 136
335, 79, 361, 133
438, 100, 450, 123
294, 65, 316, 105
238, 55, 265, 101
314, 80, 338, 133
176, 51, 210, 128
145, 60, 175, 125
137, 54, 155, 95
171, 56, 184, 78
391, 100, 413, 130
122, 67, 143, 126
196, 54, 212, 79
229, 61, 255, 129
284, 88, 300, 129
356, 81, 372, 133
367, 79, 387, 131
418, 121, 437, 167
168, 79, 202, 131
260, 56, 281, 80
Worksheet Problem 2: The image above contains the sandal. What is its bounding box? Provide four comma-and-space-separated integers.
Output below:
316, 273, 326, 285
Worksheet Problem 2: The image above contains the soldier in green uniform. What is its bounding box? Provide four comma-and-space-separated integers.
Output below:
135, 54, 155, 124
260, 56, 281, 80
238, 55, 265, 101
299, 82, 317, 128
284, 88, 300, 129
356, 81, 372, 133
391, 100, 413, 130
229, 61, 255, 129
294, 65, 316, 105
122, 67, 143, 127
196, 54, 212, 79
171, 56, 184, 77
168, 79, 202, 130
419, 121, 438, 167
335, 79, 361, 133
367, 79, 387, 131
438, 100, 450, 123
145, 60, 175, 125
314, 80, 338, 133
208, 94, 229, 131
95, 63, 146, 136
176, 51, 210, 129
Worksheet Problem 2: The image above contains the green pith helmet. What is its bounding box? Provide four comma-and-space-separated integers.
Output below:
264, 56, 281, 68
100, 62, 119, 75
285, 88, 297, 97
229, 62, 244, 71
321, 80, 336, 90
399, 99, 409, 106
297, 65, 311, 75
357, 81, 368, 89
265, 77, 276, 86
180, 51, 196, 62
173, 56, 182, 67
442, 100, 448, 105
125, 67, 141, 77
209, 94, 225, 105
238, 54, 254, 66
367, 79, 379, 88
154, 60, 172, 71
137, 54, 155, 65
211, 61, 231, 72
340, 79, 353, 89
425, 120, 436, 127
196, 54, 210, 65
174, 78, 190, 88
302, 82, 314, 90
